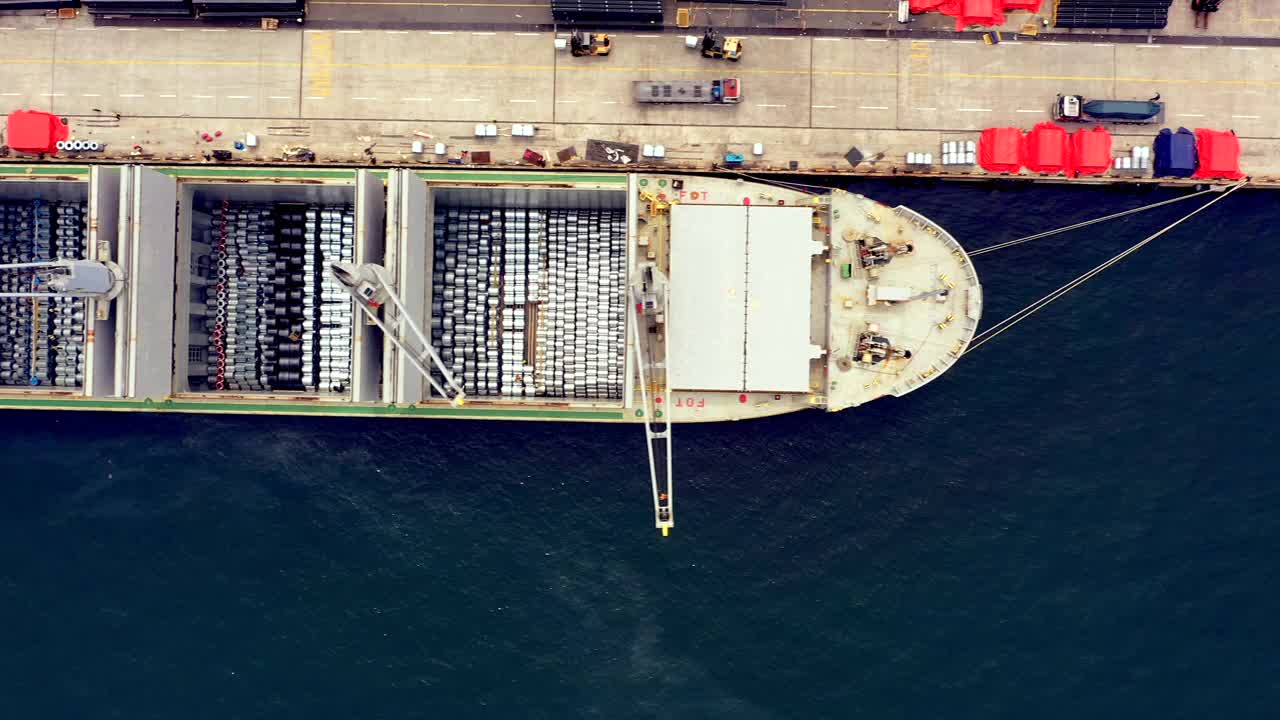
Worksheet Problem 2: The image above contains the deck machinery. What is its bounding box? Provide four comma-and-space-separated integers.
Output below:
0, 167, 982, 533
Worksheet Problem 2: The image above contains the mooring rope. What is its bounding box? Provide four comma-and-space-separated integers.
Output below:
964, 180, 1248, 356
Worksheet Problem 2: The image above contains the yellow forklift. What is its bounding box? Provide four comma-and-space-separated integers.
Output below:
570, 31, 612, 57
700, 29, 742, 61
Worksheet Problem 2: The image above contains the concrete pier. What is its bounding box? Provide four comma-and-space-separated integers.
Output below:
1, 11, 1279, 184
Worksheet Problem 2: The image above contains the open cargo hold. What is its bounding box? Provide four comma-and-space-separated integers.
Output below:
386, 171, 629, 407
172, 171, 384, 402
1192, 128, 1245, 180
0, 169, 123, 397
978, 127, 1023, 173
0, 167, 173, 400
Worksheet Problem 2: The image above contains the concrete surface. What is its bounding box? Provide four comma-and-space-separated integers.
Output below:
2, 15, 1280, 183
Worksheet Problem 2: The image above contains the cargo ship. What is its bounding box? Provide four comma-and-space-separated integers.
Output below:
0, 165, 981, 531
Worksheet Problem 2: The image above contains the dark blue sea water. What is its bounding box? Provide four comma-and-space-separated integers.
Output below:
3, 180, 1278, 720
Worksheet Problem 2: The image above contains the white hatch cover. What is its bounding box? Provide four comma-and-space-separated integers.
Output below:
668, 204, 820, 392
744, 206, 822, 392
668, 205, 747, 391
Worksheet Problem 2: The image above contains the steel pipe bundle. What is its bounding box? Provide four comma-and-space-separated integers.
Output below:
430, 204, 626, 401
0, 199, 87, 388
200, 201, 353, 394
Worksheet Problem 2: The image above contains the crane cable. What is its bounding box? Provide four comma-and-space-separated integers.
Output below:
968, 187, 1218, 257
964, 179, 1247, 356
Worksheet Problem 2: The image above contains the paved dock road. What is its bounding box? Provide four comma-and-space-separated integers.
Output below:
1, 21, 1279, 172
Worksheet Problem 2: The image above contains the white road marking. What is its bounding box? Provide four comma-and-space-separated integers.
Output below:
514, 32, 540, 36
81, 93, 101, 97
305, 96, 327, 100
812, 104, 837, 109
1232, 114, 1261, 119
957, 108, 992, 112
634, 35, 659, 38
858, 105, 888, 110
509, 99, 537, 103
1001, 41, 1021, 45
303, 29, 327, 33
429, 31, 454, 35
402, 97, 431, 102
1231, 47, 1257, 51
601, 100, 619, 104
952, 40, 977, 44
815, 38, 844, 42
0, 92, 20, 96
268, 95, 292, 100
200, 29, 228, 32
337, 30, 362, 34
116, 28, 139, 32
757, 103, 787, 108
0, 27, 15, 31
1178, 113, 1205, 117
159, 94, 178, 98
119, 93, 145, 98
226, 95, 252, 99
1134, 45, 1160, 49
40, 92, 63, 97
472, 32, 496, 35
912, 39, 937, 43
454, 98, 481, 102
916, 107, 937, 111
164, 28, 184, 32
193, 95, 215, 99
1016, 109, 1042, 113
385, 31, 409, 34
864, 38, 889, 42
352, 96, 378, 101
1093, 43, 1113, 47
1180, 45, 1208, 49
1046, 42, 1069, 46
768, 37, 794, 41
35, 27, 55, 31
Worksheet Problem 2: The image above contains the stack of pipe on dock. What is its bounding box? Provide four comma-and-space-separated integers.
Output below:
200, 202, 354, 394
0, 200, 87, 388
430, 206, 626, 400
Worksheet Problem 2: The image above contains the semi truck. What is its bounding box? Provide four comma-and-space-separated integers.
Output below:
1053, 94, 1165, 124
633, 78, 741, 104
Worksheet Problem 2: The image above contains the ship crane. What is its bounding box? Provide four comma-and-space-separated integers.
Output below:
0, 259, 125, 302
329, 262, 466, 406
632, 265, 674, 537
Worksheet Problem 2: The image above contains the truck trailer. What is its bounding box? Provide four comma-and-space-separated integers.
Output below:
633, 78, 740, 104
1053, 94, 1165, 124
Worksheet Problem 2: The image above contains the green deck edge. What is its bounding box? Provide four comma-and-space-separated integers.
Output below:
0, 396, 624, 420
157, 167, 358, 180
0, 166, 90, 178
415, 171, 627, 185
0, 166, 629, 185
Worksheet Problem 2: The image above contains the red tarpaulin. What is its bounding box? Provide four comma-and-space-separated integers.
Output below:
1192, 128, 1244, 180
911, 0, 1039, 28
951, 0, 1003, 29
1067, 126, 1113, 177
978, 127, 1023, 173
5, 110, 69, 155
1022, 122, 1069, 174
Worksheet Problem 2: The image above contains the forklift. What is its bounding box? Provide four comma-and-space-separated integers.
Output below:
570, 31, 612, 57
700, 29, 742, 61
